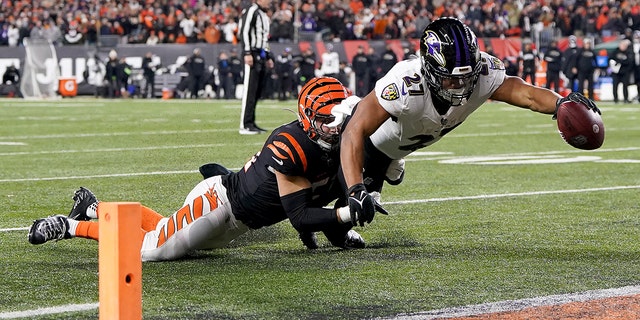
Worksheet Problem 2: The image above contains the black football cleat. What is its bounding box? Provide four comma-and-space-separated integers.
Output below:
28, 215, 72, 245
68, 187, 98, 221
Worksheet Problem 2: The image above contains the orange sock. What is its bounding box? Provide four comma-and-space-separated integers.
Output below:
97, 203, 163, 232
75, 221, 100, 240
141, 205, 164, 232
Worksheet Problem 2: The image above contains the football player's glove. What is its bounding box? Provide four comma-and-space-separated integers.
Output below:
326, 96, 362, 128
347, 183, 376, 227
553, 92, 600, 120
369, 191, 388, 215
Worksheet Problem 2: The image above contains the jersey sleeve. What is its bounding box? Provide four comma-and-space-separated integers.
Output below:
373, 59, 419, 118
261, 131, 309, 177
479, 52, 507, 95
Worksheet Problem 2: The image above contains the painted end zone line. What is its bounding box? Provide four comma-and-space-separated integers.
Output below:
383, 185, 640, 205
382, 285, 640, 320
0, 303, 98, 319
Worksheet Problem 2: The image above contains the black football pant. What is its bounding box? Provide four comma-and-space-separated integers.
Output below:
240, 57, 267, 129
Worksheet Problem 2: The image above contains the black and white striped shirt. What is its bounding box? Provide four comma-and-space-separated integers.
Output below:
239, 3, 270, 55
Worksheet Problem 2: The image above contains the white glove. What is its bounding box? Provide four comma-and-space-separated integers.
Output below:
369, 191, 382, 204
326, 95, 362, 128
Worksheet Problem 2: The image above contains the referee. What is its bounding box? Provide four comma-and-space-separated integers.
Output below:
238, 0, 273, 135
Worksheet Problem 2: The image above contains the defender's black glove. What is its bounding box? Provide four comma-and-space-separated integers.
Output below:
347, 183, 376, 227
553, 92, 601, 120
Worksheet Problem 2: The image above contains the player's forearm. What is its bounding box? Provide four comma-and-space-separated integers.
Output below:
530, 87, 562, 114
340, 129, 365, 188
281, 189, 345, 232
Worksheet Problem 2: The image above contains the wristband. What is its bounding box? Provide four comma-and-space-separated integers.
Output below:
337, 206, 351, 223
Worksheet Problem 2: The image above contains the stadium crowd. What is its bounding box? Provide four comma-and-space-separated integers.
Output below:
1, 0, 640, 47
2, 0, 640, 102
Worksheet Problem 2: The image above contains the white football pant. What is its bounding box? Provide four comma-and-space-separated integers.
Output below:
141, 176, 249, 261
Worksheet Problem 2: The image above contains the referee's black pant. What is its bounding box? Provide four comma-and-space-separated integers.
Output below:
240, 54, 268, 129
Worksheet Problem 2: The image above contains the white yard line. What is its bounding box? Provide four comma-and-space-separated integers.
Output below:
0, 143, 238, 156
0, 303, 98, 319
383, 185, 640, 205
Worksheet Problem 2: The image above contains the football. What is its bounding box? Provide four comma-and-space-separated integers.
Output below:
555, 100, 605, 150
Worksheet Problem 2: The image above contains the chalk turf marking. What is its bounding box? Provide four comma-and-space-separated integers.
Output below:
0, 227, 28, 232
381, 286, 640, 319
0, 303, 98, 319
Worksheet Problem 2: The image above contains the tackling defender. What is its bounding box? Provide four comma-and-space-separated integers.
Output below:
28, 77, 372, 261
338, 17, 601, 221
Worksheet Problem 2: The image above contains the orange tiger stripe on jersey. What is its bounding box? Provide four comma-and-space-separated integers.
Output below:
267, 143, 291, 161
280, 132, 307, 172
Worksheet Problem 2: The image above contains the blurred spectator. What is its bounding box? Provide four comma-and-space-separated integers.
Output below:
2, 63, 20, 85
271, 2, 294, 43
180, 12, 198, 43
203, 21, 221, 44
105, 50, 119, 98
294, 46, 316, 88
562, 36, 579, 91
366, 46, 380, 91
503, 57, 519, 77
379, 43, 398, 77
229, 48, 243, 95
85, 19, 98, 45
518, 40, 537, 85
0, 24, 9, 46
217, 50, 235, 99
116, 57, 133, 98
275, 47, 294, 100
30, 20, 46, 40
413, 9, 432, 38
336, 60, 351, 89
219, 16, 238, 44
402, 45, 414, 60
600, 7, 625, 37
18, 18, 31, 45
320, 43, 339, 78
146, 30, 159, 45
45, 19, 62, 45
575, 38, 597, 101
185, 48, 206, 99
63, 21, 83, 45
633, 31, 640, 102
543, 39, 562, 93
1, 63, 20, 97
300, 12, 318, 32
8, 23, 19, 47
142, 52, 158, 98
351, 45, 369, 97
609, 39, 634, 103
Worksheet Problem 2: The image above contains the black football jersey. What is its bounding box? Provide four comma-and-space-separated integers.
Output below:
222, 121, 341, 229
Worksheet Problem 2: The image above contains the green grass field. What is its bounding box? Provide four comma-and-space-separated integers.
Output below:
0, 97, 638, 319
